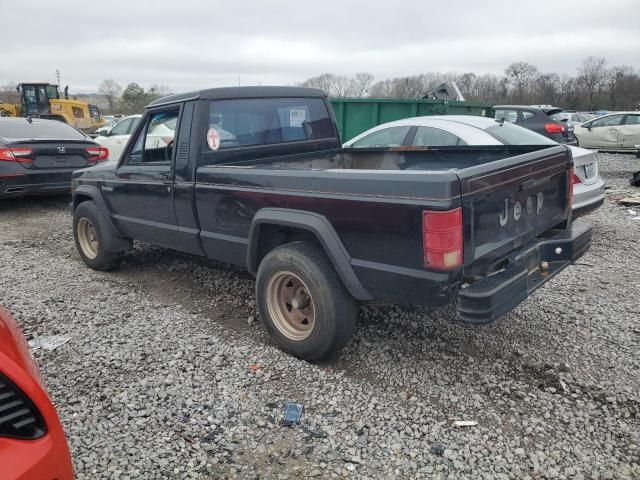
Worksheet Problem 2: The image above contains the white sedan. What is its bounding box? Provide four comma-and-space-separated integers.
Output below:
344, 116, 605, 218
573, 112, 640, 151
94, 115, 142, 162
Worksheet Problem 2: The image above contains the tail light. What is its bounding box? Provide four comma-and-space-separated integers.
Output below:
567, 168, 574, 211
544, 123, 565, 134
0, 147, 32, 163
85, 146, 109, 162
422, 208, 463, 270
572, 172, 582, 184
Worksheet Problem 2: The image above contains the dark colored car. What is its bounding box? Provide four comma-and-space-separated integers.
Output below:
0, 117, 108, 198
70, 86, 591, 361
0, 306, 74, 479
494, 105, 576, 145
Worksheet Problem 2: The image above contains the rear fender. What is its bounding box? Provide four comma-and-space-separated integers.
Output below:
247, 208, 373, 301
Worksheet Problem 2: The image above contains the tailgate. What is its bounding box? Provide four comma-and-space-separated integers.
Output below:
457, 145, 571, 274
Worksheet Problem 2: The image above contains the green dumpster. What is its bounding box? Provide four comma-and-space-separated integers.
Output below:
330, 98, 495, 142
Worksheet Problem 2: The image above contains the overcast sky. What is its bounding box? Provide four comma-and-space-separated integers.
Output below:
2, 0, 639, 93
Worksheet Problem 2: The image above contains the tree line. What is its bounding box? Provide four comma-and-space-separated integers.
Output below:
300, 57, 640, 111
98, 80, 172, 114
0, 80, 172, 115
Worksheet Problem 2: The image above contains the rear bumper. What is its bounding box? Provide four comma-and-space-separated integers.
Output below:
0, 171, 73, 197
573, 178, 605, 217
458, 220, 592, 323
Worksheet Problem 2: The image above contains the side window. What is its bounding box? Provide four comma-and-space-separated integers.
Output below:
125, 109, 179, 165
495, 109, 518, 123
110, 118, 132, 136
624, 115, 640, 126
521, 111, 536, 120
589, 115, 623, 128
412, 126, 467, 146
350, 126, 412, 148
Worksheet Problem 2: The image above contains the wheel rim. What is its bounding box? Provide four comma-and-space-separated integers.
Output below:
266, 271, 316, 341
77, 217, 99, 260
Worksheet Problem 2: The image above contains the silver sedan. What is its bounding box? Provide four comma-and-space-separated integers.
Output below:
344, 116, 605, 218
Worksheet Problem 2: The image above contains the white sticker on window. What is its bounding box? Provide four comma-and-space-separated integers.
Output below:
207, 128, 220, 151
289, 109, 306, 127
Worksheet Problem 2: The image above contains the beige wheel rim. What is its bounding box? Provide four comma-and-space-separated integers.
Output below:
77, 217, 99, 260
266, 271, 316, 341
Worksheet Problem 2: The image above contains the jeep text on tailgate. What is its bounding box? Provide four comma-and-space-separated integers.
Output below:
70, 87, 591, 361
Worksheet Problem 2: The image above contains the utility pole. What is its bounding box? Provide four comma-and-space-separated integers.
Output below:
55, 69, 61, 87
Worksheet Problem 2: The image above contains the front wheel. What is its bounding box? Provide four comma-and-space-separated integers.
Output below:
256, 242, 357, 361
73, 201, 123, 271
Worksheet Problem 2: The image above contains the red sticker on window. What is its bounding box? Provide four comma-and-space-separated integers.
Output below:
207, 128, 220, 151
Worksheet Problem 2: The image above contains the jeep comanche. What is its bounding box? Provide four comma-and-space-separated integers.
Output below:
70, 87, 592, 361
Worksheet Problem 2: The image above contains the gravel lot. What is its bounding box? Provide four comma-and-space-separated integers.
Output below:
1, 153, 639, 479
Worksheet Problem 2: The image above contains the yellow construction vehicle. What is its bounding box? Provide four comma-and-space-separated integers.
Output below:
0, 83, 105, 134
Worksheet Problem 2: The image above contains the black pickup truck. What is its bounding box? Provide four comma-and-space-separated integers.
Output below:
70, 87, 591, 360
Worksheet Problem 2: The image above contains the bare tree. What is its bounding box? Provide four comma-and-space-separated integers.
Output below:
98, 79, 122, 113
578, 56, 608, 110
505, 62, 539, 103
147, 84, 172, 102
369, 79, 394, 98
0, 82, 20, 104
300, 73, 339, 96
299, 60, 640, 110
351, 72, 374, 97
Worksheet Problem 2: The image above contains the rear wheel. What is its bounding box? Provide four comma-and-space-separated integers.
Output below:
256, 241, 357, 361
574, 135, 580, 147
73, 201, 123, 271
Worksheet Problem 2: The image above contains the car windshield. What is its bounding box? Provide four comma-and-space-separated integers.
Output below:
485, 122, 556, 145
0, 119, 87, 141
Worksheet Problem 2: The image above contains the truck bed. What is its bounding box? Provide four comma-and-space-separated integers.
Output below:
194, 144, 572, 304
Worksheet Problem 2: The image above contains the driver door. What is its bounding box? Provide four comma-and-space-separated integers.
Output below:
102, 107, 181, 248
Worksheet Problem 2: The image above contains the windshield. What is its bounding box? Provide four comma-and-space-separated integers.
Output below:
485, 122, 556, 145
0, 119, 87, 141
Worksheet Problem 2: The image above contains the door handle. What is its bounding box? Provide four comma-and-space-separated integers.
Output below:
101, 185, 113, 192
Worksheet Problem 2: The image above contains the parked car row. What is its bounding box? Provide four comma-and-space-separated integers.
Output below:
344, 115, 605, 217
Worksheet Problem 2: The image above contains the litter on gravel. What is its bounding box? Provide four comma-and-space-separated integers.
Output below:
28, 334, 71, 351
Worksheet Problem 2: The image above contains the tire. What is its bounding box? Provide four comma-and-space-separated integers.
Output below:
73, 201, 123, 271
256, 241, 357, 361
574, 135, 580, 147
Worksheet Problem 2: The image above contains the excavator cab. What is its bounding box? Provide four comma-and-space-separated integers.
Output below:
20, 83, 56, 116
16, 83, 104, 134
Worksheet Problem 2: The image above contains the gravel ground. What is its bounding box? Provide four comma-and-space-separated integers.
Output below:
0, 153, 639, 479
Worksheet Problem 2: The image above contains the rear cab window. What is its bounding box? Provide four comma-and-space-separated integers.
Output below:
204, 97, 334, 151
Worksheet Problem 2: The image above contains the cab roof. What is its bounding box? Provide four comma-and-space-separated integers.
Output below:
147, 86, 327, 108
